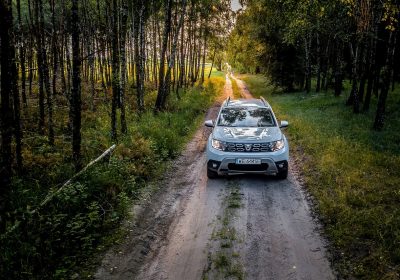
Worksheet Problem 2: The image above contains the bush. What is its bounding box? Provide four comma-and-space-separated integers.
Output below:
1, 73, 222, 279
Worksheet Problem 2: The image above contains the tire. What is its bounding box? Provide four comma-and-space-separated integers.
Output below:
207, 168, 218, 179
276, 168, 288, 180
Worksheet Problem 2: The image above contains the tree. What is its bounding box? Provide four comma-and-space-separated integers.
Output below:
374, 1, 399, 130
71, 0, 82, 170
154, 0, 173, 112
0, 0, 15, 218
159, 0, 188, 108
228, 0, 399, 130
110, 0, 120, 141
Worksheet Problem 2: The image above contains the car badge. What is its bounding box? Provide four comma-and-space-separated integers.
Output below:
245, 144, 252, 151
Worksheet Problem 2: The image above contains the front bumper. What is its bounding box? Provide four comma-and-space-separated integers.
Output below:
206, 137, 289, 176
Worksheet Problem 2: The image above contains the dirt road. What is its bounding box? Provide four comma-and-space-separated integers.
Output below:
95, 75, 334, 280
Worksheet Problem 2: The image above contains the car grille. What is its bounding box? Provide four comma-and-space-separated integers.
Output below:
225, 142, 273, 152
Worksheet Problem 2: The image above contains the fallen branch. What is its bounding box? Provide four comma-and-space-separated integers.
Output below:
39, 144, 117, 208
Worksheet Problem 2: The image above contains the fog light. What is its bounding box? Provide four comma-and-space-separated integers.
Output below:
278, 164, 284, 168
212, 163, 218, 168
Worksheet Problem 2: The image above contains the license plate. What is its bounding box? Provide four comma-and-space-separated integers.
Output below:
236, 159, 261, 165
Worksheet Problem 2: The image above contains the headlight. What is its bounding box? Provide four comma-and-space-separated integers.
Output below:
211, 139, 226, 151
271, 139, 285, 151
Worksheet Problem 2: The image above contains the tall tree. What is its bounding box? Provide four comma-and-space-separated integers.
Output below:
71, 0, 82, 170
120, 0, 128, 134
0, 0, 15, 215
110, 0, 120, 141
17, 0, 27, 108
160, 0, 188, 108
133, 0, 147, 112
34, 0, 45, 134
154, 0, 172, 112
374, 30, 397, 130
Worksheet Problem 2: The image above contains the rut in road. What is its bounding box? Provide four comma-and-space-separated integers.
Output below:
95, 75, 335, 280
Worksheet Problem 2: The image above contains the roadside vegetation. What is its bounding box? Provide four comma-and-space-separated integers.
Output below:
229, 0, 399, 131
241, 74, 400, 279
1, 71, 222, 279
0, 0, 233, 278
228, 0, 400, 277
230, 76, 243, 99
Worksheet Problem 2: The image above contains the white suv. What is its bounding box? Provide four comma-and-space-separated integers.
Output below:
205, 97, 289, 179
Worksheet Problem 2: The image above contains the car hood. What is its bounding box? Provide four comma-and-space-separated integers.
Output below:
213, 126, 282, 142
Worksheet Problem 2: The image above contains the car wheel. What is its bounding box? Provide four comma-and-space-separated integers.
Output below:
207, 168, 218, 179
276, 168, 288, 180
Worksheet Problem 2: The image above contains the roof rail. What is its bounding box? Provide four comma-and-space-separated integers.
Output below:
260, 96, 268, 106
226, 96, 231, 106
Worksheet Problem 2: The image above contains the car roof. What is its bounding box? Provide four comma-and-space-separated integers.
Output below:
223, 98, 270, 108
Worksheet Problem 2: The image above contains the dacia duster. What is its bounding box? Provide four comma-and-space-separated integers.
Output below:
205, 97, 289, 179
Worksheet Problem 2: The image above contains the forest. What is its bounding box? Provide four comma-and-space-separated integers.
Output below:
229, 0, 399, 130
0, 0, 231, 278
1, 0, 400, 279
226, 0, 400, 278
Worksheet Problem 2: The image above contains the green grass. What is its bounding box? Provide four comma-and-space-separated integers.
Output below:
1, 71, 225, 279
230, 77, 242, 99
208, 67, 226, 78
239, 74, 400, 279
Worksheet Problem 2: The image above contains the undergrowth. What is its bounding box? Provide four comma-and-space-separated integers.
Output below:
1, 70, 223, 279
240, 74, 400, 279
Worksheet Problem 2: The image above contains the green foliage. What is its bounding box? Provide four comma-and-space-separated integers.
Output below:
227, 0, 308, 90
227, 0, 355, 91
135, 85, 215, 158
1, 72, 222, 279
241, 74, 400, 279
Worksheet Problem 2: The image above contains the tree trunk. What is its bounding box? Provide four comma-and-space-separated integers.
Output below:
44, 43, 54, 145
346, 41, 360, 113
17, 0, 27, 108
334, 40, 343, 96
316, 33, 321, 92
0, 0, 15, 201
321, 43, 329, 91
374, 32, 396, 130
200, 30, 207, 84
111, 0, 120, 141
71, 0, 82, 170
139, 2, 147, 112
34, 0, 45, 134
120, 0, 128, 134
363, 25, 377, 112
155, 0, 173, 112
304, 34, 312, 93
152, 9, 158, 86
161, 0, 187, 109
208, 49, 216, 79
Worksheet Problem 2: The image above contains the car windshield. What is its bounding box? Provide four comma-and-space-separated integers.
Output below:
217, 107, 276, 127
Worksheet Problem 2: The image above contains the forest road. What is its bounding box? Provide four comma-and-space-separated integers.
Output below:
95, 74, 335, 280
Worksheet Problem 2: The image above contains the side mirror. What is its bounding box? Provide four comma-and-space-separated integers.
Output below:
280, 120, 289, 128
204, 120, 214, 127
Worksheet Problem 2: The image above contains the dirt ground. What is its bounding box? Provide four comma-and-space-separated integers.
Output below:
95, 74, 335, 280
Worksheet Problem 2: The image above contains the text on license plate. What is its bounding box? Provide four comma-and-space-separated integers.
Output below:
236, 159, 261, 165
